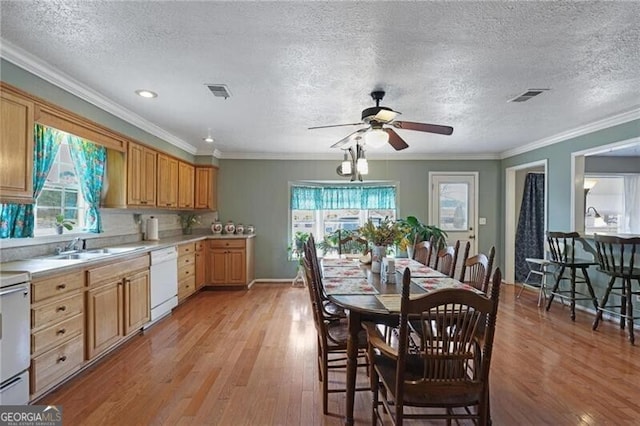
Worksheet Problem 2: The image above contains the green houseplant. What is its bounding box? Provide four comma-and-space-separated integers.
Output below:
288, 231, 310, 264
397, 215, 448, 257
54, 214, 75, 235
358, 217, 403, 273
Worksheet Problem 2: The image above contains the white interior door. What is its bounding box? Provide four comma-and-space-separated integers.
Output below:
429, 173, 478, 267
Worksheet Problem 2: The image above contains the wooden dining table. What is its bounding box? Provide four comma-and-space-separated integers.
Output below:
321, 257, 476, 425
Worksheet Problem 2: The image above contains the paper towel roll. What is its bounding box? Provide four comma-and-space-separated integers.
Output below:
146, 217, 159, 241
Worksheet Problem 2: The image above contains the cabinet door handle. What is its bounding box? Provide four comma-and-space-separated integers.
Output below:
57, 306, 66, 312
57, 284, 66, 290
57, 328, 66, 335
57, 355, 67, 363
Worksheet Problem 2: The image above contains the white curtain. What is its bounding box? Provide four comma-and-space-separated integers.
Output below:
623, 175, 640, 233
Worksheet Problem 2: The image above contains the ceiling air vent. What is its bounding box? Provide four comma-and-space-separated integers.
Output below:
205, 84, 232, 99
509, 88, 549, 103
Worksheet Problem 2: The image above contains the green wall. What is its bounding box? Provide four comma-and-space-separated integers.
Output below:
500, 119, 640, 313
218, 159, 501, 278
1, 59, 193, 161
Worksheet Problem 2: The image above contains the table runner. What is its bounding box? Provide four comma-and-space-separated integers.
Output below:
322, 266, 364, 278
412, 277, 479, 292
323, 277, 379, 295
322, 257, 361, 267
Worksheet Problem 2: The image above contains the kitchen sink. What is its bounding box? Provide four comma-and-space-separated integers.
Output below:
45, 246, 142, 260
50, 252, 106, 260
86, 247, 139, 254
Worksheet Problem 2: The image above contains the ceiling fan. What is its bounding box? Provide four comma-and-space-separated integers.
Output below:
309, 90, 453, 151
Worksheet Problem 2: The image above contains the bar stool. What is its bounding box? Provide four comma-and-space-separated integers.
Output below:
518, 258, 556, 307
592, 235, 640, 345
545, 232, 599, 321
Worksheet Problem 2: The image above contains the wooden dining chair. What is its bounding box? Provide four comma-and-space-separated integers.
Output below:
461, 253, 490, 293
306, 234, 346, 321
302, 240, 369, 414
457, 241, 472, 282
413, 240, 433, 266
434, 245, 456, 277
337, 229, 368, 256
363, 267, 502, 425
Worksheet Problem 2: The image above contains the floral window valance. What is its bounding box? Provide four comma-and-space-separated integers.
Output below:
290, 185, 396, 210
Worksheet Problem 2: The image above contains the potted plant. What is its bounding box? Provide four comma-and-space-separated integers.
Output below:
397, 216, 448, 258
358, 217, 403, 273
178, 213, 200, 235
54, 214, 75, 235
288, 231, 310, 263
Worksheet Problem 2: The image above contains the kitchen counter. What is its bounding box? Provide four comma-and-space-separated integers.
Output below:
0, 233, 256, 278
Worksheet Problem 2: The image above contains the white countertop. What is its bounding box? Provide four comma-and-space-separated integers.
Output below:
0, 233, 256, 278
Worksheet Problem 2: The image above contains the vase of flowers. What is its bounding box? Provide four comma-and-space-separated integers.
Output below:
358, 217, 403, 273
178, 213, 199, 235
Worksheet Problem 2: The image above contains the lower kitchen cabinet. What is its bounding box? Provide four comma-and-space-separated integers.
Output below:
30, 270, 85, 398
86, 255, 150, 359
177, 242, 197, 301
207, 238, 255, 288
195, 241, 206, 290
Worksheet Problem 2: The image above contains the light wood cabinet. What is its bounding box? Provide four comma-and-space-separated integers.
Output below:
177, 242, 197, 301
194, 166, 218, 210
0, 89, 34, 203
157, 154, 178, 208
86, 255, 150, 359
195, 241, 206, 290
178, 161, 195, 209
124, 269, 150, 335
30, 270, 85, 397
207, 238, 255, 287
86, 279, 123, 359
127, 142, 157, 206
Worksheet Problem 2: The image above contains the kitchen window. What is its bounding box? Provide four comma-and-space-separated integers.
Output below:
35, 139, 87, 236
584, 174, 640, 235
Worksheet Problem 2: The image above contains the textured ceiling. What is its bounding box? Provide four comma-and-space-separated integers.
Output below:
1, 1, 639, 159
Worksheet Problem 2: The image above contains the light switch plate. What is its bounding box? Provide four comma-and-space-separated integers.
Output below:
479, 217, 487, 225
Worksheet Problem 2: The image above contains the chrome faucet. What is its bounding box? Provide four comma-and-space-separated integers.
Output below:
62, 237, 81, 252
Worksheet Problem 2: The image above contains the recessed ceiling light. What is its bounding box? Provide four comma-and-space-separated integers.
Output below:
203, 128, 214, 143
135, 89, 158, 98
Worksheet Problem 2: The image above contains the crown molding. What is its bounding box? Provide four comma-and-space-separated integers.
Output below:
500, 107, 640, 159
1, 39, 197, 155
214, 151, 501, 161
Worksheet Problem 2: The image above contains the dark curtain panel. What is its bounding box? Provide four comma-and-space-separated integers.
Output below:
515, 173, 545, 283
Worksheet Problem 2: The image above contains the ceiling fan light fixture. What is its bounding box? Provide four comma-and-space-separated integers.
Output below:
373, 109, 398, 122
341, 151, 352, 175
356, 147, 368, 175
366, 129, 389, 148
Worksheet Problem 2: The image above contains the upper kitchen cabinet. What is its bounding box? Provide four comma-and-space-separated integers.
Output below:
178, 161, 194, 209
157, 154, 178, 208
194, 166, 218, 210
0, 88, 34, 203
127, 142, 157, 207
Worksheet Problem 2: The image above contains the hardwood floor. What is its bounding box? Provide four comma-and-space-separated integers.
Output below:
42, 283, 639, 425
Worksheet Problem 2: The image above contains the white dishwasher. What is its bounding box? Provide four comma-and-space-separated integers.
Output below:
146, 247, 178, 329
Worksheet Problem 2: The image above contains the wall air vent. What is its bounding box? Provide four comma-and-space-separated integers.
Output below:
205, 84, 232, 99
509, 88, 550, 103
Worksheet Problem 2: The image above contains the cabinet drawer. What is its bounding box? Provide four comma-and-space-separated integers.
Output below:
88, 255, 149, 286
31, 313, 83, 356
32, 270, 84, 303
178, 243, 195, 256
31, 334, 84, 394
32, 293, 84, 330
178, 276, 196, 301
195, 241, 204, 251
178, 253, 195, 268
178, 262, 195, 281
209, 239, 245, 249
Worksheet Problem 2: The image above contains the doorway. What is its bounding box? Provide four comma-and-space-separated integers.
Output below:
504, 160, 548, 284
429, 172, 478, 261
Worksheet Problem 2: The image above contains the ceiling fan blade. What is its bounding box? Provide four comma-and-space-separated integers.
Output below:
330, 128, 368, 148
392, 121, 453, 135
308, 122, 364, 130
383, 128, 409, 151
